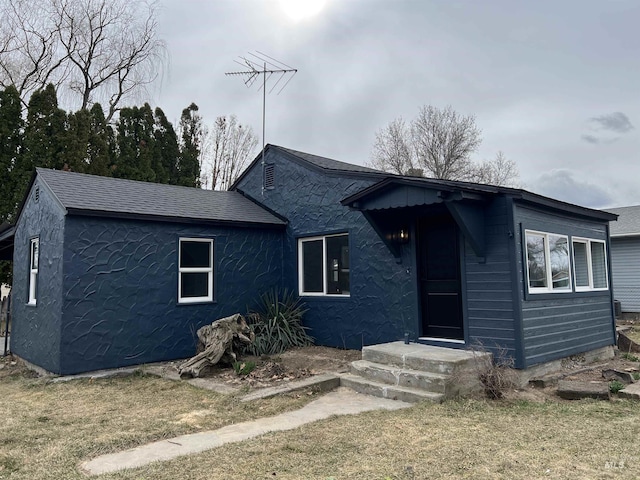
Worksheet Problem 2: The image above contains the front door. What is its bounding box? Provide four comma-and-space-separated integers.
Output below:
418, 214, 464, 341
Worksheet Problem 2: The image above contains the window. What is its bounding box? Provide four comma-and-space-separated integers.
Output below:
573, 238, 608, 291
28, 237, 39, 305
525, 230, 571, 293
298, 233, 350, 296
178, 238, 213, 303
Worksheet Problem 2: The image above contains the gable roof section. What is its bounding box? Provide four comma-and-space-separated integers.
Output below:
606, 205, 640, 237
35, 168, 286, 228
231, 144, 384, 189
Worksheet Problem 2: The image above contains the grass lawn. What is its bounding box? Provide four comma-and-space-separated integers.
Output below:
2, 362, 640, 480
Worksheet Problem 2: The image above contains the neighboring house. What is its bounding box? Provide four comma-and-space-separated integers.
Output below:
606, 205, 640, 313
8, 145, 618, 374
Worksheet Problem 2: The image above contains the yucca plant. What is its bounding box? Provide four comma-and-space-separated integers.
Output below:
245, 289, 313, 355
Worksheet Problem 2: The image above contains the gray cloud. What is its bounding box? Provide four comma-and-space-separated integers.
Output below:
589, 112, 634, 133
528, 169, 614, 208
581, 134, 600, 144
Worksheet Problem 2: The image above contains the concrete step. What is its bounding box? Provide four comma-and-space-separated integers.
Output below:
362, 341, 486, 376
350, 360, 448, 394
340, 373, 444, 404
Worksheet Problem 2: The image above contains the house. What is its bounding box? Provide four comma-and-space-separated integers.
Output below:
10, 169, 286, 374
8, 145, 618, 374
606, 205, 640, 314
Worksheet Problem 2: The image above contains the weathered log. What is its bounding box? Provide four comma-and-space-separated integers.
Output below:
178, 313, 255, 379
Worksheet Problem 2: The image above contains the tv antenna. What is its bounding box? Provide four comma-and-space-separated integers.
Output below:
225, 52, 297, 194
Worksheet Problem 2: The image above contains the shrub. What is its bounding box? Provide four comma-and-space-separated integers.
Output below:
469, 342, 516, 399
245, 289, 313, 356
609, 380, 625, 394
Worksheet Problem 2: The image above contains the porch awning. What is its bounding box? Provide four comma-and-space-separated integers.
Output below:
341, 177, 490, 258
0, 223, 15, 261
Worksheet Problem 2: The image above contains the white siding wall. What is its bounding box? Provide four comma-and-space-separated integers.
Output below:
611, 237, 640, 312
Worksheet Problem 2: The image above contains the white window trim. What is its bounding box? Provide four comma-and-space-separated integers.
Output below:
525, 230, 572, 295
178, 238, 213, 304
572, 237, 609, 292
298, 233, 350, 297
28, 237, 39, 305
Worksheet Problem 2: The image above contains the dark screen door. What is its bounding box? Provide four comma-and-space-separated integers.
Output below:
418, 215, 464, 340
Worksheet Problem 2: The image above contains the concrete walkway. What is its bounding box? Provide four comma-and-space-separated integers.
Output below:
80, 387, 411, 476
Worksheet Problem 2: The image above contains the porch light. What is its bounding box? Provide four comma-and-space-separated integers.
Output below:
391, 228, 410, 244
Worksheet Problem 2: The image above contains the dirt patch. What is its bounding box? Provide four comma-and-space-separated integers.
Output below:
191, 345, 361, 389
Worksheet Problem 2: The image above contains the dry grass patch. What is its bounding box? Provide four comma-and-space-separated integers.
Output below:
0, 358, 316, 480
103, 398, 640, 480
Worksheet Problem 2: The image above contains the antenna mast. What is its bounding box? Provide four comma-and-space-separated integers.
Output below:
225, 52, 297, 194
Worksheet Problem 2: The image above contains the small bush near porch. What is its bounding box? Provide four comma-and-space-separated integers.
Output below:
2, 357, 640, 479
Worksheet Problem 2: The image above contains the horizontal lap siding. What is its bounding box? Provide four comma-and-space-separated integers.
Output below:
465, 197, 517, 358
515, 204, 615, 367
610, 237, 640, 312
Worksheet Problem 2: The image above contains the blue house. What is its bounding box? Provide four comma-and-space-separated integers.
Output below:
10, 145, 618, 374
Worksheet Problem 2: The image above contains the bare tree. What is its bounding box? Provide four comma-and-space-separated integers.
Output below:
200, 115, 258, 191
370, 105, 519, 186
411, 105, 482, 180
370, 117, 414, 175
0, 0, 165, 120
471, 151, 520, 187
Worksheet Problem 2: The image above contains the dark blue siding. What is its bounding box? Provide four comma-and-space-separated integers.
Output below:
236, 150, 418, 348
514, 204, 615, 367
58, 216, 283, 374
11, 180, 65, 373
463, 197, 518, 361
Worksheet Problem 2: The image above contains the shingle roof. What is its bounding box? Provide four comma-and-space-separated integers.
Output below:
275, 146, 383, 174
36, 168, 286, 227
606, 205, 640, 237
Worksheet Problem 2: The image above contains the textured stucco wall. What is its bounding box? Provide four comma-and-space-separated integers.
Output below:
11, 179, 65, 372
59, 216, 283, 374
236, 149, 418, 349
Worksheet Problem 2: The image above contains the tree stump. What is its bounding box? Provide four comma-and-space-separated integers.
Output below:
178, 314, 255, 379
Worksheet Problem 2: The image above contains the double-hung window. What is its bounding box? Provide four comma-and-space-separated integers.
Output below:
525, 230, 571, 294
298, 233, 350, 296
178, 238, 213, 303
28, 237, 39, 305
573, 238, 608, 291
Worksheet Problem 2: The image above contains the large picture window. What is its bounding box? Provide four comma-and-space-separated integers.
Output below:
298, 233, 350, 296
525, 230, 571, 293
178, 238, 213, 303
573, 238, 608, 291
28, 237, 39, 305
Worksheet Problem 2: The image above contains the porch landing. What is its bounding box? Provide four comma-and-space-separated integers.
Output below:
341, 341, 489, 403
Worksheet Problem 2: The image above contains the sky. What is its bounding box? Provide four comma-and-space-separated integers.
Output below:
152, 0, 640, 209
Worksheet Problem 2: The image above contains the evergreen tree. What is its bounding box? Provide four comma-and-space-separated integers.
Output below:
177, 103, 202, 187
0, 86, 23, 223
64, 109, 91, 173
114, 103, 156, 182
85, 103, 115, 177
152, 107, 180, 185
11, 84, 66, 213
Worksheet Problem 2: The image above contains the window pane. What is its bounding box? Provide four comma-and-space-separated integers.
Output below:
573, 242, 589, 287
526, 233, 547, 288
181, 272, 209, 298
549, 235, 570, 290
180, 241, 211, 268
302, 240, 323, 293
31, 239, 39, 269
591, 242, 607, 289
326, 235, 349, 294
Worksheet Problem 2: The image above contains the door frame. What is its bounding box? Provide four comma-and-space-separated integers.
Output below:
415, 213, 468, 345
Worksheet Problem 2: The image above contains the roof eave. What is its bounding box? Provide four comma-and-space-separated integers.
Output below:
64, 208, 287, 229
